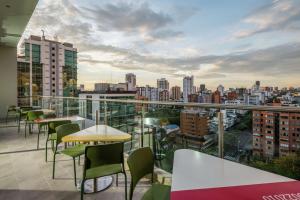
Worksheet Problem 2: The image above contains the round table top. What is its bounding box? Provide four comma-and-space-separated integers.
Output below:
62, 125, 131, 143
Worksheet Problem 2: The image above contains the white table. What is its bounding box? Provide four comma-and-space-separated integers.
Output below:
62, 125, 131, 194
171, 149, 298, 200
35, 116, 86, 149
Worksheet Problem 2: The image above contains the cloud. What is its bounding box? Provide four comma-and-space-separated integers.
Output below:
83, 2, 172, 33
234, 0, 300, 38
79, 42, 300, 79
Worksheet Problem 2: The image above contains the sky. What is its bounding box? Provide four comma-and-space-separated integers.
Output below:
22, 0, 300, 90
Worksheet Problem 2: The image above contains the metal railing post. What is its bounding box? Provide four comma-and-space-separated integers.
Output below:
66, 99, 69, 117
218, 111, 224, 158
96, 110, 99, 125
141, 104, 145, 147
104, 100, 108, 125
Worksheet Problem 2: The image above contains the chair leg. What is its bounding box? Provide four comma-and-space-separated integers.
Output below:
81, 179, 85, 200
52, 153, 56, 179
37, 125, 40, 150
116, 174, 118, 186
124, 172, 127, 200
73, 158, 77, 186
45, 139, 48, 162
24, 122, 27, 138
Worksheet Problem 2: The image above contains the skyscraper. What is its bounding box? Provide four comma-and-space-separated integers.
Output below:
17, 35, 77, 105
157, 78, 169, 91
171, 86, 181, 101
183, 76, 194, 102
217, 85, 224, 96
125, 73, 136, 91
199, 84, 206, 92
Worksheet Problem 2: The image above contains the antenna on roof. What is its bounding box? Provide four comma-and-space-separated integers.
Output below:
41, 29, 45, 40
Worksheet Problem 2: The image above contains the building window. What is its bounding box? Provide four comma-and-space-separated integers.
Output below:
52, 59, 55, 63
52, 47, 55, 50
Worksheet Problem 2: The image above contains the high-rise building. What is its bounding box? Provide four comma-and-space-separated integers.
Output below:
159, 90, 169, 101
157, 78, 169, 91
253, 111, 300, 158
183, 76, 194, 102
199, 92, 212, 103
171, 86, 181, 101
252, 111, 278, 158
94, 83, 110, 92
217, 85, 224, 96
227, 91, 238, 100
199, 84, 206, 92
79, 84, 85, 92
188, 94, 199, 103
212, 90, 221, 103
125, 73, 136, 91
17, 35, 77, 105
136, 85, 159, 101
180, 110, 209, 136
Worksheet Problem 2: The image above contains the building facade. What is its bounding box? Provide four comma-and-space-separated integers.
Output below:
125, 73, 136, 91
17, 35, 77, 105
180, 110, 209, 137
183, 76, 194, 102
171, 86, 181, 101
157, 78, 169, 91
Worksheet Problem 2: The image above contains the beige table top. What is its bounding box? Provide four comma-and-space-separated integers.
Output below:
34, 116, 85, 124
62, 125, 131, 143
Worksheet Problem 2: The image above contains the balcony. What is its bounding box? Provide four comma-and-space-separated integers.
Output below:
1, 96, 300, 199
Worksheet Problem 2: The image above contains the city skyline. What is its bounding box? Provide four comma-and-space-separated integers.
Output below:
21, 0, 300, 90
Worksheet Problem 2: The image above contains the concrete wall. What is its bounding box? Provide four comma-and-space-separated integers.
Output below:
0, 46, 17, 119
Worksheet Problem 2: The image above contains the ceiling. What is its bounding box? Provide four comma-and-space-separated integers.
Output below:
0, 0, 38, 47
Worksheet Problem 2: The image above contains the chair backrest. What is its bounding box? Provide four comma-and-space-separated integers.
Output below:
48, 120, 71, 135
127, 147, 154, 200
8, 105, 16, 112
27, 111, 44, 121
55, 123, 80, 145
84, 143, 124, 175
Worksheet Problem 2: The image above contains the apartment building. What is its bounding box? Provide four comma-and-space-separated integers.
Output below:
253, 111, 300, 158
157, 78, 169, 91
159, 90, 170, 101
171, 86, 181, 101
183, 76, 194, 102
252, 111, 278, 158
180, 110, 209, 137
17, 35, 77, 105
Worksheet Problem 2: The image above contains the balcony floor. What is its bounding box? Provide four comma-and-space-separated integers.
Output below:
0, 121, 149, 200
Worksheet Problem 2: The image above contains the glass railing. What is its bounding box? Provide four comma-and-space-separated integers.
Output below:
13, 95, 300, 180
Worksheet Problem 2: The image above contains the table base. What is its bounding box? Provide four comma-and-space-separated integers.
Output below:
84, 176, 113, 194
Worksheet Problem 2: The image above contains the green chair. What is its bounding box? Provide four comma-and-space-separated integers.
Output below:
127, 147, 171, 200
6, 105, 17, 124
25, 111, 44, 138
53, 123, 85, 186
81, 143, 127, 200
45, 120, 71, 162
18, 106, 33, 132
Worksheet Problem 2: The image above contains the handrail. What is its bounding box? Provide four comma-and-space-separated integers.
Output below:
18, 95, 300, 113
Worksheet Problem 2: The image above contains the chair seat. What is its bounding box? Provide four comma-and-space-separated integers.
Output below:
60, 144, 86, 158
85, 164, 123, 179
49, 133, 57, 140
142, 184, 171, 200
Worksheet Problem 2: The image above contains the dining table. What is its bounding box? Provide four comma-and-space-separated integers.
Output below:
62, 124, 131, 194
34, 116, 86, 149
171, 149, 300, 200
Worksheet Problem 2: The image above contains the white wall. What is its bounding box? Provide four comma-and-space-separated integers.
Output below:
0, 46, 17, 119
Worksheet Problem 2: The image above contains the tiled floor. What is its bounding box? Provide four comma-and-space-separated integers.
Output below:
0, 121, 156, 200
